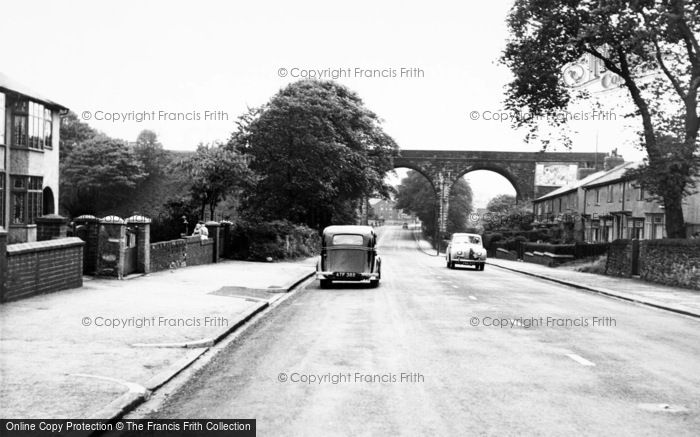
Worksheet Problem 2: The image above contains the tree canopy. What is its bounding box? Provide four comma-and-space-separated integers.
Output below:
229, 80, 398, 230
484, 194, 533, 231
502, 0, 700, 237
177, 143, 254, 221
134, 129, 167, 178
60, 136, 146, 216
59, 111, 100, 161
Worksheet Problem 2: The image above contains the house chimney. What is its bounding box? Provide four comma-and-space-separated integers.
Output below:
603, 148, 625, 170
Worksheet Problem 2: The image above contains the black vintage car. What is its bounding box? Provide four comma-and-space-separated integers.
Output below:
316, 225, 381, 288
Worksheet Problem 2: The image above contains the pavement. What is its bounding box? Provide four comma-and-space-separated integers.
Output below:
486, 257, 700, 318
131, 226, 700, 436
0, 257, 315, 419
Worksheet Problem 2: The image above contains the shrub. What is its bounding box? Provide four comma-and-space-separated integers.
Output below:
574, 242, 609, 258
574, 255, 608, 274
522, 242, 575, 255
228, 220, 321, 261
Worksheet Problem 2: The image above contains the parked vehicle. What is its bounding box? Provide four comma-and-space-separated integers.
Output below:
446, 233, 486, 270
316, 225, 381, 288
402, 223, 409, 229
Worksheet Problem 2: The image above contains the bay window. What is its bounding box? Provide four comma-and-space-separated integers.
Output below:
10, 175, 43, 225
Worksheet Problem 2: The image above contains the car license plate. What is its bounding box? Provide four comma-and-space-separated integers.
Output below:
335, 272, 360, 279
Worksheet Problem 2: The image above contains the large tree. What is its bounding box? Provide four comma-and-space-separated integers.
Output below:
60, 136, 146, 216
484, 194, 533, 231
395, 171, 474, 238
177, 143, 253, 221
59, 111, 100, 161
134, 129, 167, 178
502, 0, 700, 238
229, 80, 398, 230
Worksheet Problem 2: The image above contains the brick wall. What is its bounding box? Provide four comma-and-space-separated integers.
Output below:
3, 237, 84, 302
639, 240, 700, 290
150, 239, 187, 272
185, 236, 214, 266
495, 248, 518, 261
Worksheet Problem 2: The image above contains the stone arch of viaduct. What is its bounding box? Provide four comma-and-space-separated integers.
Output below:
391, 150, 606, 236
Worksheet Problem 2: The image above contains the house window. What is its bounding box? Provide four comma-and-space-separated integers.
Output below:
10, 175, 43, 225
636, 184, 644, 201
12, 100, 51, 150
0, 92, 5, 145
650, 215, 665, 239
43, 108, 53, 149
625, 182, 634, 200
590, 219, 600, 242
0, 173, 5, 228
628, 218, 644, 239
595, 188, 600, 204
607, 185, 614, 203
12, 99, 28, 147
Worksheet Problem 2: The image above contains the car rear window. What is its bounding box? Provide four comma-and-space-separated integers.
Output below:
332, 234, 364, 245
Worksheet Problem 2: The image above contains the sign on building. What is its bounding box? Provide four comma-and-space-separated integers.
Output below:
535, 163, 578, 187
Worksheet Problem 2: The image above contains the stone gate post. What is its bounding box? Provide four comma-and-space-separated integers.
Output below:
74, 215, 100, 275
126, 215, 151, 274
205, 221, 221, 263
35, 214, 68, 241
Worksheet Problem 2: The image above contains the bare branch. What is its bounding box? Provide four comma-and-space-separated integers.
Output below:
583, 46, 623, 76
652, 38, 688, 101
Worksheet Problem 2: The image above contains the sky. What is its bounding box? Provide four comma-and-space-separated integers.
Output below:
1, 0, 645, 207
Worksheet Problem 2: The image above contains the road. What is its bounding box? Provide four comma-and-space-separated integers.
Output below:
136, 226, 700, 436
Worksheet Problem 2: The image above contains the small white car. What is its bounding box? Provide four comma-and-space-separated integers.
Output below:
446, 233, 486, 270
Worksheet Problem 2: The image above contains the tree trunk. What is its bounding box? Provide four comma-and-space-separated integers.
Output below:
663, 194, 686, 238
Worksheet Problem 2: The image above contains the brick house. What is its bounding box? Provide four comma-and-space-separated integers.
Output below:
370, 199, 414, 224
533, 169, 608, 242
0, 73, 67, 243
533, 158, 700, 242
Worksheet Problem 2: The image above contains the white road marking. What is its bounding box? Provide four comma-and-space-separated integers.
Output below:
452, 285, 459, 289
565, 353, 596, 367
469, 296, 477, 300
71, 373, 147, 394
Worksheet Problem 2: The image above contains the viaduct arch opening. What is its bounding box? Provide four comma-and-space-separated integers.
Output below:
390, 149, 606, 243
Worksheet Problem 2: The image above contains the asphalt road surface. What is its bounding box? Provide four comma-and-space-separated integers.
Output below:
138, 226, 700, 436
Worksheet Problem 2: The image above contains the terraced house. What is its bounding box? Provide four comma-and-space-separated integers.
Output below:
0, 73, 67, 243
533, 156, 700, 242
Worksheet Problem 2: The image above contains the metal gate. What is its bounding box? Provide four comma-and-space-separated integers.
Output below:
124, 227, 138, 275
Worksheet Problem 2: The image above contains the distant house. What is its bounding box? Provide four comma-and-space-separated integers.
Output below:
1, 73, 68, 243
533, 159, 700, 242
370, 199, 414, 224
